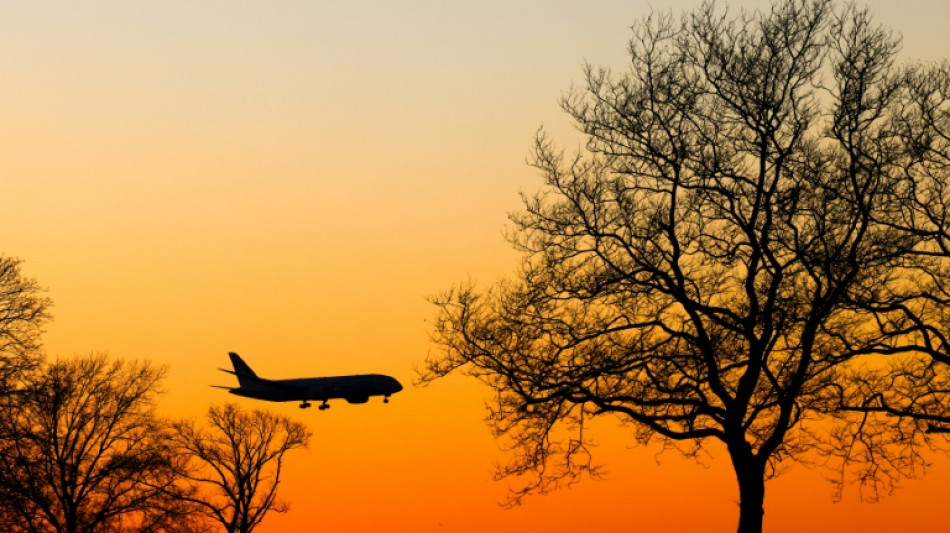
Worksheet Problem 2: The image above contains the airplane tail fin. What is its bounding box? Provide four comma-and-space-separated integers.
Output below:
227, 352, 259, 388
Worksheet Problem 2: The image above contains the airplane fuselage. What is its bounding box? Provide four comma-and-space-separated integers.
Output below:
219, 352, 402, 410
227, 374, 402, 405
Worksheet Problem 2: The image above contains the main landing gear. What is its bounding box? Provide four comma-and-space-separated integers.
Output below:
302, 399, 331, 410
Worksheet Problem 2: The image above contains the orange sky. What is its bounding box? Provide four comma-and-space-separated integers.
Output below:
3, 1, 950, 531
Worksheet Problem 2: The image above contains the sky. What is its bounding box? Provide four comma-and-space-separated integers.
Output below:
3, 1, 950, 532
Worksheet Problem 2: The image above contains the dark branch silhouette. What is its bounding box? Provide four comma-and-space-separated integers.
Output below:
171, 403, 311, 533
0, 355, 189, 533
420, 1, 950, 532
0, 256, 51, 396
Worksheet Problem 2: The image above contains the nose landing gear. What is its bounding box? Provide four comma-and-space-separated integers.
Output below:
383, 394, 390, 404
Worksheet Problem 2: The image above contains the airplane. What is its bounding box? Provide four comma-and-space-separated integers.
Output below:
215, 352, 403, 410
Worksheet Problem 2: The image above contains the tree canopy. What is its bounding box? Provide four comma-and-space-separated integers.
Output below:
422, 1, 950, 531
0, 355, 185, 533
171, 403, 311, 533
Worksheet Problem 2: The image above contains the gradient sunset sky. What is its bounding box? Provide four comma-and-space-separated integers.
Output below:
4, 1, 950, 531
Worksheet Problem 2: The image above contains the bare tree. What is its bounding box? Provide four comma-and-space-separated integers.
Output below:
0, 256, 51, 395
0, 255, 52, 529
420, 1, 950, 532
0, 354, 189, 533
171, 404, 310, 533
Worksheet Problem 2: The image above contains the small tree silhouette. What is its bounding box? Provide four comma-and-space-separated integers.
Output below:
172, 404, 310, 533
420, 1, 950, 532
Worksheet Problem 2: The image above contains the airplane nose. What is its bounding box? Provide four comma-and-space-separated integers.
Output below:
391, 378, 403, 393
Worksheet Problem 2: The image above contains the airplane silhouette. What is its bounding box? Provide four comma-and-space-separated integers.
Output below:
216, 352, 403, 410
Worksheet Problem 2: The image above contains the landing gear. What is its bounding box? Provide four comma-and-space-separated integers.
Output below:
318, 400, 330, 411
299, 401, 311, 409
383, 395, 390, 404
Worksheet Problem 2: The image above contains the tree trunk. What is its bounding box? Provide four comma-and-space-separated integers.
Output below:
734, 462, 766, 533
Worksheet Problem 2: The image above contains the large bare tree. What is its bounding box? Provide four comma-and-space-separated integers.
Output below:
171, 404, 310, 533
421, 1, 950, 532
0, 355, 188, 533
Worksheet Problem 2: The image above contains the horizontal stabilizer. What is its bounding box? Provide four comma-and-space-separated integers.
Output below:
219, 368, 237, 375
210, 385, 234, 390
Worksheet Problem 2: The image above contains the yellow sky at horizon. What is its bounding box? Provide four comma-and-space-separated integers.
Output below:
5, 1, 950, 531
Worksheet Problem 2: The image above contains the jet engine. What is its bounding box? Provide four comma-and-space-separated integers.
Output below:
344, 395, 370, 404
